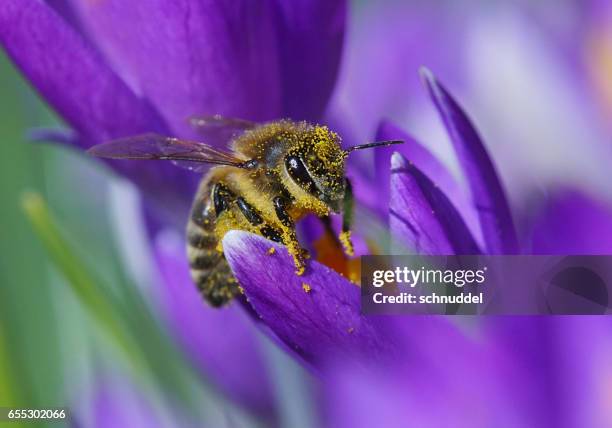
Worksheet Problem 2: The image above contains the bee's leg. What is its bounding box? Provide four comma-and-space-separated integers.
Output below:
284, 230, 308, 276
234, 194, 306, 274
212, 182, 238, 252
213, 182, 236, 216
273, 196, 308, 275
260, 225, 284, 243
234, 195, 276, 242
339, 178, 355, 256
236, 196, 264, 226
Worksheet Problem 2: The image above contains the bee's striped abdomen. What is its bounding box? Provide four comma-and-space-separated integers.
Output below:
186, 181, 238, 307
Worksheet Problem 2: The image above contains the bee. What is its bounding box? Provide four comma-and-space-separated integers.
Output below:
88, 116, 401, 306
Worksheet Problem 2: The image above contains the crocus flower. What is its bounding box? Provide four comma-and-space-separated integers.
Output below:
3, 1, 612, 427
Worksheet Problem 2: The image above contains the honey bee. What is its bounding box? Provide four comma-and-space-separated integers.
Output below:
88, 116, 401, 306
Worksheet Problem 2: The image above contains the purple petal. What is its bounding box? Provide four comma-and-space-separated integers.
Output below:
390, 153, 480, 255
45, 0, 83, 31
69, 0, 345, 134
376, 121, 456, 205
481, 317, 612, 427
530, 188, 612, 254
222, 230, 395, 367
80, 377, 165, 428
273, 0, 346, 121
154, 232, 276, 420
0, 0, 197, 211
557, 318, 612, 427
68, 0, 280, 135
0, 0, 165, 141
421, 68, 519, 254
223, 230, 467, 369
322, 345, 556, 428
479, 318, 565, 426
375, 120, 482, 244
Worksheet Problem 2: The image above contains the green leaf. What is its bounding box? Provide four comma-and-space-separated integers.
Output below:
21, 192, 140, 362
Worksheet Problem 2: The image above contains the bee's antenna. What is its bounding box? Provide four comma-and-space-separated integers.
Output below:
345, 140, 403, 153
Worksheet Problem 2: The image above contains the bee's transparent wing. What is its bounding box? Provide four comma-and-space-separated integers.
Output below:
87, 133, 246, 172
188, 115, 257, 146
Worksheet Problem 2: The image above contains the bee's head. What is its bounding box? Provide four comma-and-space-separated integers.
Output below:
283, 125, 347, 213
282, 124, 402, 214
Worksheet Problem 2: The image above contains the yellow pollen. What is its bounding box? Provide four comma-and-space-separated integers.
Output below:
267, 247, 276, 255
302, 283, 312, 293
339, 230, 354, 257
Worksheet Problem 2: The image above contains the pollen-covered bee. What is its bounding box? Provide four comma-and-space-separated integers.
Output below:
89, 116, 401, 306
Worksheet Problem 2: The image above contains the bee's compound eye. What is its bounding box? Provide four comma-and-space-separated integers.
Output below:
285, 155, 314, 188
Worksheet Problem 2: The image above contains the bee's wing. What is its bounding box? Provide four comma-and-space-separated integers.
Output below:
87, 133, 246, 172
188, 115, 256, 146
